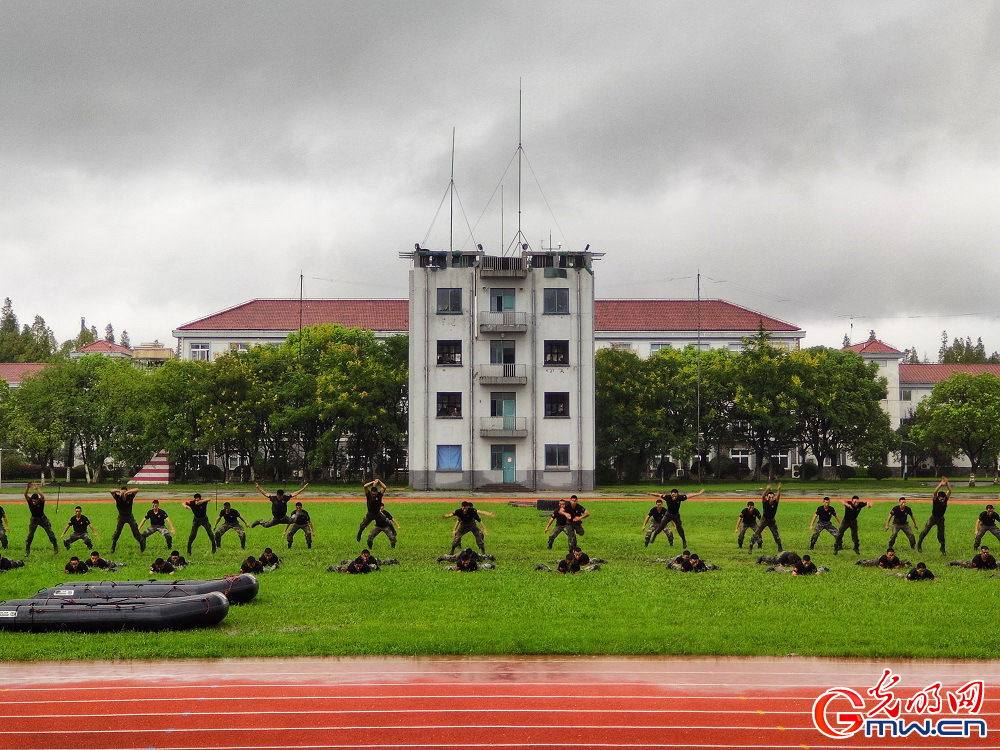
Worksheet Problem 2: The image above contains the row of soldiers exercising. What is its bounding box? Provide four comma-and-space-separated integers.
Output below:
641, 488, 704, 548
543, 496, 590, 550
536, 547, 599, 573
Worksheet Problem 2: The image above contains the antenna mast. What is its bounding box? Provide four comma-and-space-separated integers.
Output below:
449, 127, 455, 253
517, 82, 522, 251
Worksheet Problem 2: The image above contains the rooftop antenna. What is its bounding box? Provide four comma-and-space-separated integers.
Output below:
298, 271, 304, 359
517, 82, 523, 253
450, 127, 455, 253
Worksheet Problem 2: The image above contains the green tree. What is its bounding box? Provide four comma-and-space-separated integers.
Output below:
595, 348, 663, 482
789, 347, 894, 479
728, 332, 798, 481
910, 373, 1000, 477
104, 324, 115, 343
0, 298, 23, 362
938, 331, 1000, 364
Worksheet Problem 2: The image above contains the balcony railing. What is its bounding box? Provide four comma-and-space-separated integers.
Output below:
478, 363, 528, 385
479, 255, 528, 277
479, 416, 529, 438
479, 311, 528, 332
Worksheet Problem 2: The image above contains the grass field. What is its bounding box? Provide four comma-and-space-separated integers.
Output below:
1, 494, 997, 661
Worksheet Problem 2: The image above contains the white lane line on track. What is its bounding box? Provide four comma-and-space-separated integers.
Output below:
0, 725, 827, 734
15, 742, 984, 750
6, 708, 817, 718
12, 681, 997, 691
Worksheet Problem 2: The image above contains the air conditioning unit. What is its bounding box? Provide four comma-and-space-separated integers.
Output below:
791, 464, 801, 478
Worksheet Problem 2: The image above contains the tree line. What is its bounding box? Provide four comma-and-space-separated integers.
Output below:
0, 297, 130, 362
596, 333, 896, 482
0, 325, 407, 484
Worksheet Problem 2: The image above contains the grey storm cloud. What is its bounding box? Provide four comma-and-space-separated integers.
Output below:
1, 1, 999, 358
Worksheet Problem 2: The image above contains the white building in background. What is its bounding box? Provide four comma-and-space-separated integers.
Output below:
403, 247, 599, 491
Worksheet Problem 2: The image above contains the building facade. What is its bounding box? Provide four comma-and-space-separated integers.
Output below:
404, 247, 598, 491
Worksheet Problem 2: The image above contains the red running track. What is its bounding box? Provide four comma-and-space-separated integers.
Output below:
1, 656, 998, 750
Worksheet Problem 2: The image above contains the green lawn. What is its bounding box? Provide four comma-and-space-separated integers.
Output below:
0, 497, 996, 661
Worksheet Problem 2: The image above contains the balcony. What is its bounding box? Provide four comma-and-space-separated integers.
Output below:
479, 255, 528, 278
479, 311, 528, 333
479, 416, 529, 438
478, 363, 528, 385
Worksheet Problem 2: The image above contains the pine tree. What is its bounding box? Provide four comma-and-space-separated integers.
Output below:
842, 334, 851, 348
0, 297, 22, 361
120, 330, 131, 348
104, 323, 115, 343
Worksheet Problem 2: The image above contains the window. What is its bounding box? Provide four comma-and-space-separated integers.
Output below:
544, 340, 569, 365
191, 343, 210, 361
545, 444, 570, 469
436, 287, 462, 314
436, 445, 462, 471
544, 392, 570, 418
650, 343, 672, 354
609, 341, 633, 351
227, 454, 243, 471
730, 450, 751, 468
900, 389, 912, 401
543, 288, 569, 314
490, 340, 515, 364
189, 452, 209, 468
769, 452, 790, 470
436, 392, 462, 417
229, 342, 250, 353
728, 343, 744, 353
490, 288, 515, 312
437, 340, 462, 366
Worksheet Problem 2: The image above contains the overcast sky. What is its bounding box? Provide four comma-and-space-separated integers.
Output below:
3, 1, 999, 360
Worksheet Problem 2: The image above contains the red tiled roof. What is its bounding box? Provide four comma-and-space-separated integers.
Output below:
843, 339, 902, 355
175, 300, 410, 332
594, 299, 801, 333
74, 340, 134, 355
174, 298, 801, 335
900, 364, 1000, 385
0, 362, 48, 385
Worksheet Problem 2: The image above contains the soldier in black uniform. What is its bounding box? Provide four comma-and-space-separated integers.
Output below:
973, 505, 1000, 550
543, 500, 570, 549
61, 506, 97, 550
0, 551, 25, 571
167, 550, 188, 569
367, 503, 399, 549
214, 502, 248, 549
792, 554, 819, 575
564, 495, 590, 550
834, 496, 870, 555
182, 494, 216, 556
88, 550, 123, 572
138, 500, 176, 550
642, 497, 674, 547
906, 562, 935, 580
917, 477, 951, 554
64, 555, 89, 574
0, 501, 9, 550
735, 501, 761, 549
149, 557, 175, 574
970, 545, 998, 570
284, 502, 316, 549
250, 481, 309, 529
240, 555, 264, 574
109, 485, 143, 553
346, 558, 373, 574
357, 478, 387, 541
885, 497, 917, 550
648, 488, 703, 548
443, 501, 491, 554
24, 482, 58, 556
877, 548, 904, 569
749, 484, 782, 553
259, 547, 281, 570
454, 547, 479, 572
808, 497, 839, 550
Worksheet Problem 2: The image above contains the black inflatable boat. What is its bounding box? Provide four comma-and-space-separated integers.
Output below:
32, 574, 259, 604
0, 592, 229, 631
